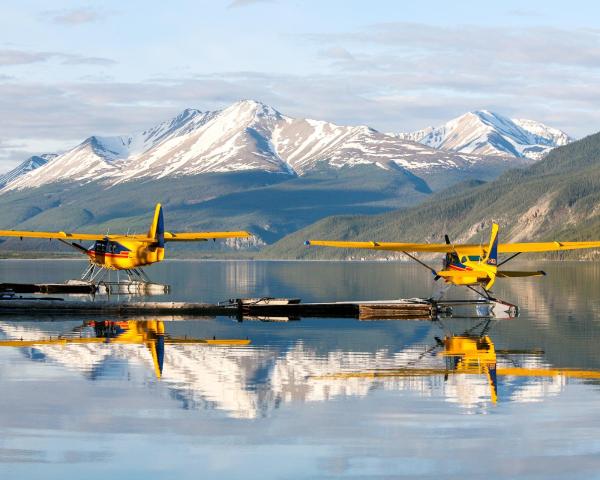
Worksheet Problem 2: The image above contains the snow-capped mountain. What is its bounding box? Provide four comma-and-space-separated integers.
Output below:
0, 154, 56, 188
399, 110, 572, 160
1, 101, 527, 193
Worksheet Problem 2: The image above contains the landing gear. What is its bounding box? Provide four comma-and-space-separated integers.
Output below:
76, 263, 169, 295
465, 284, 519, 318
428, 282, 519, 319
80, 263, 105, 283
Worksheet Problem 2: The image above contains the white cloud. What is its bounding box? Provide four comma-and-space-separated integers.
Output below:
311, 22, 600, 68
228, 0, 273, 8
45, 8, 104, 25
0, 49, 115, 66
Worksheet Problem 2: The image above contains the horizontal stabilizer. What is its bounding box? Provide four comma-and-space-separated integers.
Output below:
496, 270, 546, 278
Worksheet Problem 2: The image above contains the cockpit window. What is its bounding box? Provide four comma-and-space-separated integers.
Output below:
468, 256, 481, 262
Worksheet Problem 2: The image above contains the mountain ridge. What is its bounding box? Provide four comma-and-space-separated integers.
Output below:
2, 101, 541, 193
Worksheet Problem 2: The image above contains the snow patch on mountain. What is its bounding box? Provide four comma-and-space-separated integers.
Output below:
512, 118, 571, 147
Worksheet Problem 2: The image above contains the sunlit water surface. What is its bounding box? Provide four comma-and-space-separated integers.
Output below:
1, 259, 600, 479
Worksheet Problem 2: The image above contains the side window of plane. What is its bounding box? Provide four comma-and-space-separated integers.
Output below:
461, 256, 467, 263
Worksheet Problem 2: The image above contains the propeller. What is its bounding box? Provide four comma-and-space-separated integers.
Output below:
432, 234, 452, 281
442, 234, 452, 269
438, 233, 457, 280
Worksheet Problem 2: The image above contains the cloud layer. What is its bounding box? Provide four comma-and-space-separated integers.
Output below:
1, 17, 599, 171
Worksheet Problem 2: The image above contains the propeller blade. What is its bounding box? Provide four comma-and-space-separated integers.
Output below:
444, 234, 451, 245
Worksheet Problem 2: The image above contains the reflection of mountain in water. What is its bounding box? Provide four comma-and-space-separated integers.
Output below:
1, 320, 594, 419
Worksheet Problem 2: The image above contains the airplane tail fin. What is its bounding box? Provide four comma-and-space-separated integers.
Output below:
483, 223, 499, 266
148, 203, 165, 248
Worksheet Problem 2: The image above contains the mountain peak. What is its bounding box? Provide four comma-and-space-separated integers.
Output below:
174, 108, 203, 122
0, 154, 55, 188
400, 110, 571, 160
224, 99, 284, 120
80, 135, 131, 161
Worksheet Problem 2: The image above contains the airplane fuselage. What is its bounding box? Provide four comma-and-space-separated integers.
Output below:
437, 256, 497, 287
86, 237, 164, 270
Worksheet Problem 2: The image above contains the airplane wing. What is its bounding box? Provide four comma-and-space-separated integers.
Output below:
0, 230, 106, 241
305, 240, 482, 255
497, 241, 600, 253
163, 231, 251, 242
307, 240, 600, 256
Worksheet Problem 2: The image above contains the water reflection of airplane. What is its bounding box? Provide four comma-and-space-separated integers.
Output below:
310, 320, 600, 403
0, 320, 250, 379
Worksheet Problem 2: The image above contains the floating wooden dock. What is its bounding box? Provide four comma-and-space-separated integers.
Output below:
0, 297, 437, 320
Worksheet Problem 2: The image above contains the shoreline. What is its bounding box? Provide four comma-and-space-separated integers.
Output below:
0, 256, 594, 263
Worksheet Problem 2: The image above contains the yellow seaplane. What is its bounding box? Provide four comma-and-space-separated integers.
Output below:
306, 223, 600, 302
0, 203, 251, 282
0, 320, 250, 379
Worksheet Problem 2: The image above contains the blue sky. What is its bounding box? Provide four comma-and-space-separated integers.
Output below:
1, 0, 599, 171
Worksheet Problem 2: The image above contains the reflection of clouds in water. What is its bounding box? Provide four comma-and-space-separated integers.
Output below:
0, 322, 577, 420
504, 355, 565, 403
508, 377, 565, 403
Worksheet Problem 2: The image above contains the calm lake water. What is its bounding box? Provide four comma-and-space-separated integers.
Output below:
1, 259, 600, 479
